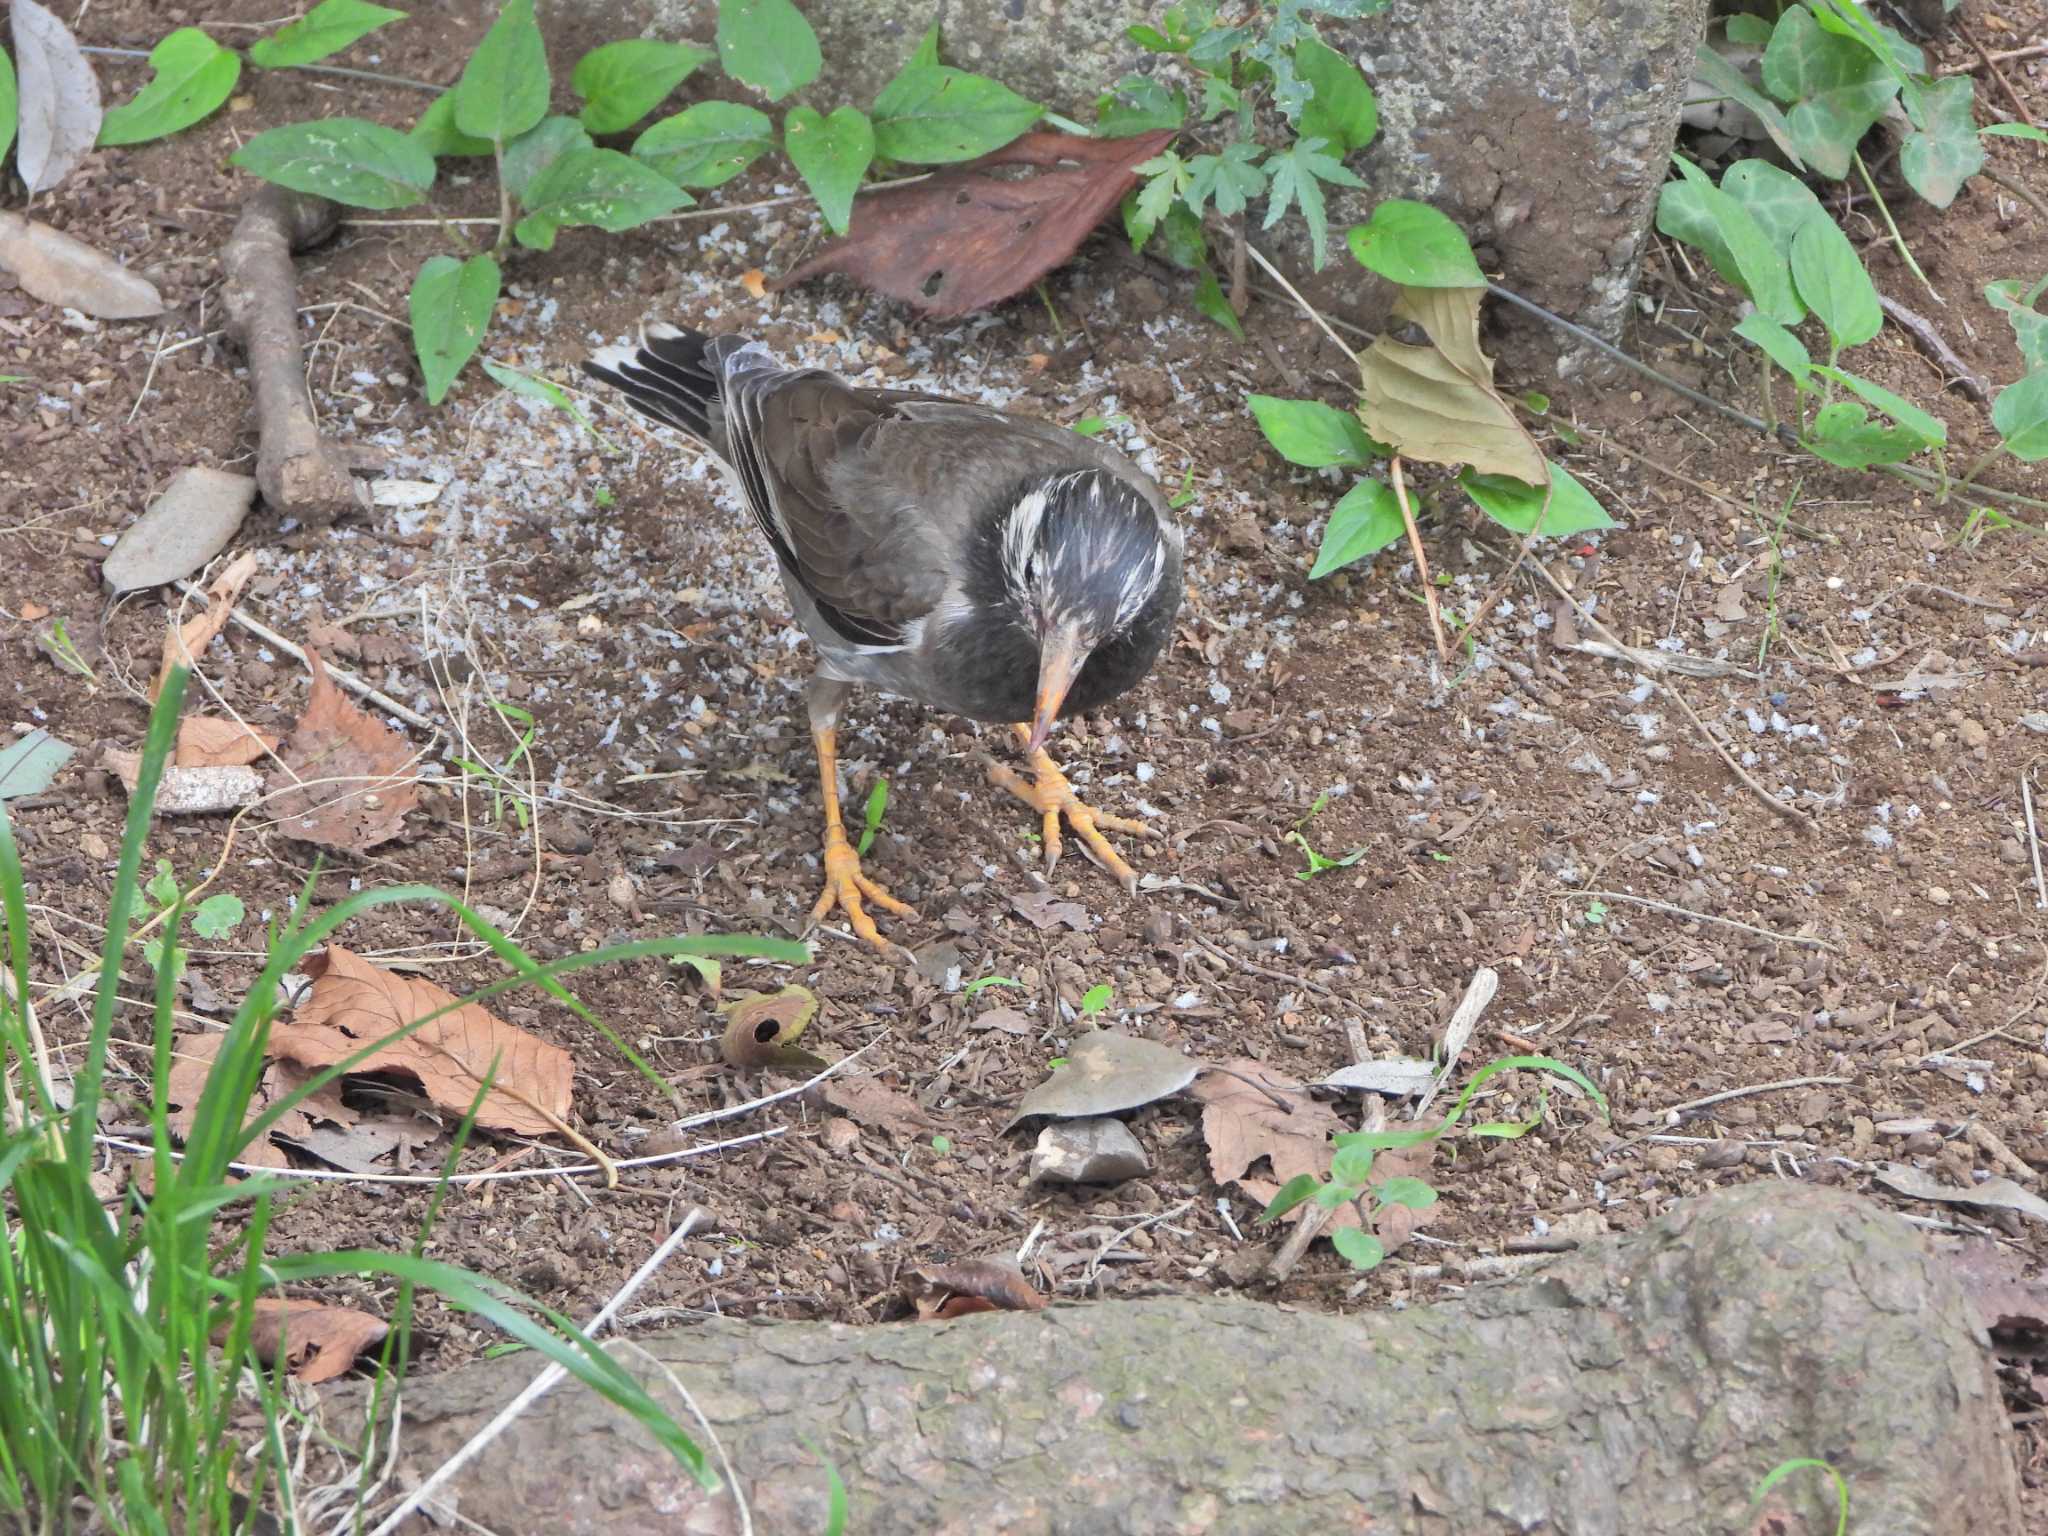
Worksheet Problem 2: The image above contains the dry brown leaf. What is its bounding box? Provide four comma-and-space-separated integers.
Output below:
270, 648, 420, 851
907, 1258, 1044, 1320
823, 1074, 931, 1136
774, 129, 1173, 318
164, 1031, 354, 1170
267, 945, 572, 1137
1004, 1030, 1200, 1131
719, 985, 826, 1071
152, 550, 258, 701
176, 716, 279, 768
227, 1297, 389, 1384
304, 620, 417, 667
1357, 285, 1546, 483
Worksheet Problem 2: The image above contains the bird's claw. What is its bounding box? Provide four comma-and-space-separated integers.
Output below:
810, 831, 917, 954
988, 751, 1156, 894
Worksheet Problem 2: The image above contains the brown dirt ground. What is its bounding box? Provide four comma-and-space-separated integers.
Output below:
5, 0, 2048, 1521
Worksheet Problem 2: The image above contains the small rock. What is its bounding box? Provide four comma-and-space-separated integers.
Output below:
1142, 910, 1174, 947
606, 871, 635, 909
1926, 886, 1951, 907
912, 941, 962, 991
102, 468, 258, 593
1644, 1145, 1681, 1172
547, 819, 594, 855
1219, 507, 1265, 555
2001, 838, 2027, 865
1029, 1118, 1151, 1185
1700, 1140, 1747, 1169
1958, 720, 1988, 749
821, 1117, 860, 1154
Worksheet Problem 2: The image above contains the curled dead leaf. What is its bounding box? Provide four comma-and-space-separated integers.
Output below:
152, 551, 258, 701
1003, 1030, 1201, 1132
1357, 285, 1546, 483
268, 945, 573, 1138
907, 1258, 1044, 1320
774, 130, 1172, 318
164, 1031, 353, 1171
719, 984, 827, 1071
270, 648, 421, 851
176, 715, 279, 768
225, 1297, 389, 1383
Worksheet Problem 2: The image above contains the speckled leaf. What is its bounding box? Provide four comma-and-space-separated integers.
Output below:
454, 0, 548, 145
1759, 7, 1897, 180
512, 145, 690, 250
409, 252, 499, 405
250, 0, 405, 69
716, 0, 820, 102
571, 38, 713, 135
632, 101, 774, 189
1003, 1031, 1201, 1131
1899, 75, 1984, 208
784, 104, 872, 235
231, 118, 435, 209
501, 115, 591, 199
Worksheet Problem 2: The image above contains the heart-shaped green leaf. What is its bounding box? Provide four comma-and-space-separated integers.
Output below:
1986, 280, 2048, 373
411, 91, 493, 157
1295, 35, 1376, 154
871, 65, 1040, 164
410, 252, 499, 405
1719, 159, 1827, 258
250, 0, 405, 70
1790, 214, 1880, 348
1803, 401, 1922, 467
1655, 163, 1802, 324
1993, 370, 2048, 462
1309, 479, 1403, 577
1346, 199, 1484, 288
716, 0, 821, 102
230, 118, 436, 209
1760, 7, 1898, 180
512, 146, 690, 250
571, 38, 714, 135
455, 0, 549, 145
784, 104, 873, 234
1248, 394, 1382, 468
633, 101, 775, 189
1899, 75, 1984, 208
98, 27, 240, 146
1460, 462, 1617, 537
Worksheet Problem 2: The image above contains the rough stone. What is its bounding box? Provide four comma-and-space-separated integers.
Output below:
1030, 1116, 1152, 1184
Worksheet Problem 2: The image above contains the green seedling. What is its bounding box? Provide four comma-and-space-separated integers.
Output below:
1169, 464, 1198, 509
40, 618, 98, 685
855, 778, 888, 856
963, 975, 1022, 997
451, 698, 539, 830
1071, 413, 1131, 438
137, 859, 243, 975
1079, 983, 1113, 1017
930, 1134, 953, 1156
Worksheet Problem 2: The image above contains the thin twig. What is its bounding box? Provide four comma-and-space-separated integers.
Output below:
1242, 240, 1361, 368
1391, 457, 1450, 663
1657, 1075, 1852, 1118
367, 1207, 712, 1536
1981, 164, 2048, 230
1940, 41, 2048, 73
2025, 772, 2047, 912
1191, 934, 1339, 1001
1660, 681, 1819, 837
1878, 295, 1991, 404
1960, 21, 2037, 128
1569, 891, 1839, 951
1265, 1197, 1335, 1283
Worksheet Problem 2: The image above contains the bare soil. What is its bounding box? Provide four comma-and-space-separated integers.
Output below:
4, 0, 2047, 1519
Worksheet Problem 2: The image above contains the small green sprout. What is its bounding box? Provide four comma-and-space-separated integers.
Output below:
930, 1134, 953, 1156
963, 975, 1023, 997
856, 778, 888, 856
1079, 983, 1112, 1017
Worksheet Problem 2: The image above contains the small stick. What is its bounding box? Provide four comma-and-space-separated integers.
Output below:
1660, 681, 1818, 837
1940, 41, 2048, 73
1265, 1197, 1335, 1283
1415, 967, 1499, 1118
1657, 1075, 1851, 1119
1191, 934, 1339, 1001
1878, 295, 1991, 405
2025, 772, 2047, 912
1391, 457, 1450, 664
1570, 890, 1839, 951
1449, 476, 1555, 652
1241, 240, 1362, 368
1960, 20, 2037, 128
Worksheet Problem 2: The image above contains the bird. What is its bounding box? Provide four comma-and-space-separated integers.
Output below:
583, 324, 1183, 952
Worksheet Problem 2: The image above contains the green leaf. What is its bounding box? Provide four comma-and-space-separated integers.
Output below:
1789, 214, 1881, 348
1079, 983, 1113, 1016
1248, 394, 1380, 467
1724, 13, 1773, 45
717, 0, 821, 102
1346, 198, 1485, 288
455, 0, 550, 145
1261, 1172, 1322, 1222
784, 105, 873, 235
1808, 0, 1921, 78
1263, 137, 1363, 270
1803, 400, 1923, 467
1734, 312, 1813, 383
230, 118, 436, 210
1193, 268, 1244, 338
1810, 365, 1945, 447
871, 65, 1041, 164
1157, 202, 1207, 271
1718, 159, 1827, 258
480, 357, 611, 447
513, 146, 690, 250
1330, 1142, 1376, 1186
633, 101, 775, 189
1315, 1180, 1360, 1208
1986, 281, 2048, 374
501, 116, 592, 199
0, 729, 72, 801
1331, 1227, 1385, 1271
1375, 1176, 1438, 1210
571, 39, 713, 136
1185, 140, 1265, 218
1691, 42, 1806, 169
910, 21, 941, 68
412, 91, 494, 157
1898, 74, 1984, 208
1134, 152, 1188, 232
410, 252, 500, 405
1759, 6, 1898, 180
146, 858, 179, 906
1309, 479, 1403, 577
1655, 164, 1802, 324
98, 28, 241, 146
1096, 74, 1185, 136
1295, 36, 1377, 154
1460, 462, 1618, 537
856, 777, 887, 856
1983, 122, 2048, 143
1993, 370, 2048, 462
191, 893, 245, 940
0, 47, 15, 170
249, 0, 406, 70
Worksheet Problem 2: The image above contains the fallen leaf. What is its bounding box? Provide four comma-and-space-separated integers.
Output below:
1711, 582, 1750, 623
103, 749, 263, 815
303, 620, 416, 666
774, 129, 1172, 318
0, 212, 164, 320
367, 478, 443, 508
1947, 1238, 2048, 1335
176, 716, 278, 768
823, 1073, 932, 1136
227, 1298, 389, 1384
152, 550, 258, 701
906, 1258, 1044, 1319
969, 1006, 1034, 1036
0, 728, 75, 801
103, 468, 257, 591
288, 1115, 435, 1175
19, 602, 48, 622
12, 0, 103, 195
739, 267, 767, 299
1008, 887, 1092, 932
1874, 1163, 2048, 1224
719, 984, 827, 1070
1318, 1058, 1437, 1098
165, 1030, 353, 1170
1004, 1030, 1200, 1131
1357, 285, 1547, 483
270, 649, 421, 851
267, 945, 573, 1138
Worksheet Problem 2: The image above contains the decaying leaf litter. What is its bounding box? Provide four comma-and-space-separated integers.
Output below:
2, 0, 2047, 1479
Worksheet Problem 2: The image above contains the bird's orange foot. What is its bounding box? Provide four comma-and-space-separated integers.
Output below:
989, 745, 1156, 894
810, 828, 917, 953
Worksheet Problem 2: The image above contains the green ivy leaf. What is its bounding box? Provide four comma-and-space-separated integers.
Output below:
1157, 202, 1207, 270
1330, 1142, 1376, 1187
871, 66, 1041, 164
501, 115, 592, 199
411, 91, 494, 157
230, 118, 436, 209
1263, 136, 1363, 270
249, 0, 406, 70
1346, 198, 1485, 288
1803, 400, 1923, 468
1655, 161, 1802, 325
1079, 983, 1113, 1016
513, 146, 691, 250
1184, 140, 1266, 218
1309, 478, 1402, 577
98, 28, 241, 146
1734, 312, 1813, 384
784, 105, 873, 235
1986, 281, 2048, 374
1331, 1226, 1385, 1272
1692, 40, 1805, 168
1375, 1176, 1438, 1210
1193, 268, 1244, 338
0, 48, 15, 171
191, 893, 245, 941
1295, 35, 1376, 154
1718, 159, 1827, 259
1460, 462, 1617, 537
1992, 370, 2048, 462
1724, 13, 1774, 45
1810, 366, 1944, 446
410, 252, 500, 405
455, 0, 550, 145
1248, 394, 1381, 468
571, 39, 714, 136
633, 101, 775, 189
717, 0, 821, 102
1261, 1172, 1323, 1222
1898, 74, 1984, 208
1759, 6, 1898, 180
1095, 74, 1186, 137
1790, 213, 1881, 348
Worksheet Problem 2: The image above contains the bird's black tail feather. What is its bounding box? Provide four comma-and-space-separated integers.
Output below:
582, 323, 748, 454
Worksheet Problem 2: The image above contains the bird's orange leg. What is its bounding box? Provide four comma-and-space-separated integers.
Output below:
987, 724, 1157, 894
809, 719, 916, 952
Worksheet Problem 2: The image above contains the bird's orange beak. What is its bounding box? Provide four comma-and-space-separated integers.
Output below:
1025, 628, 1088, 754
